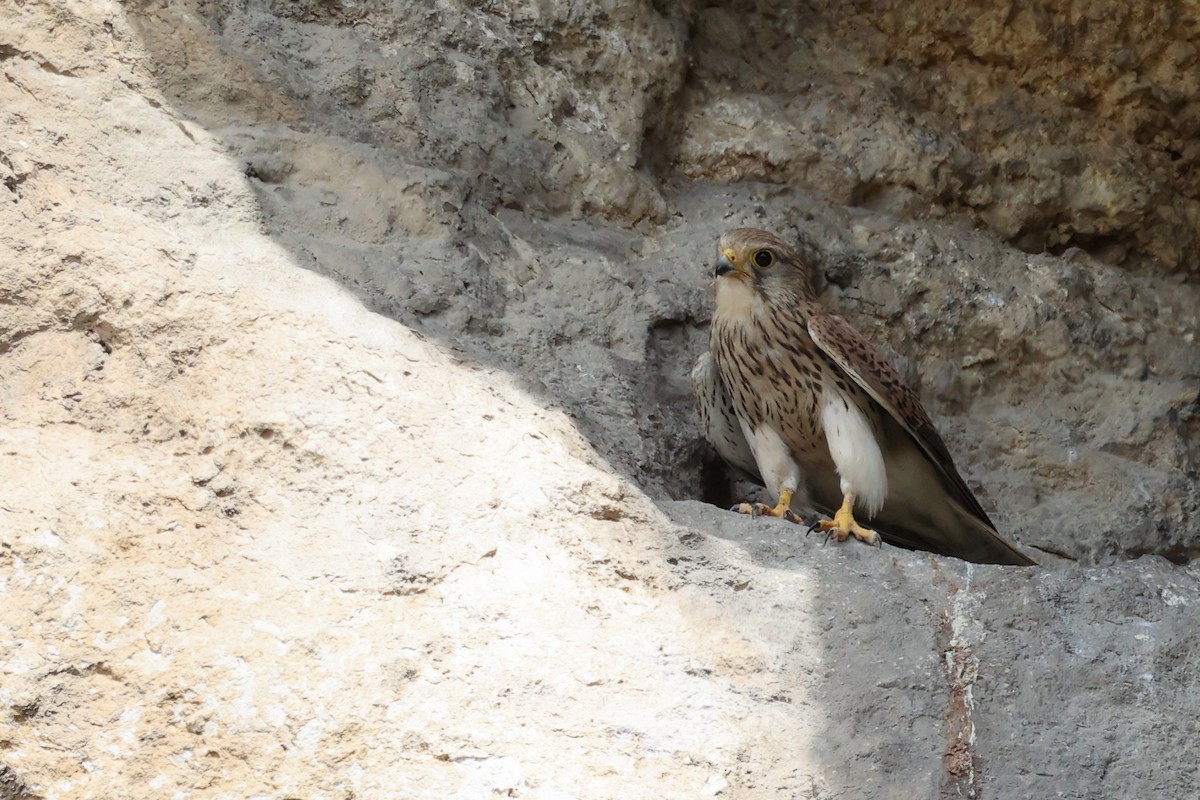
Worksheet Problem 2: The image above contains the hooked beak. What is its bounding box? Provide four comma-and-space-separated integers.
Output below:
714, 250, 743, 279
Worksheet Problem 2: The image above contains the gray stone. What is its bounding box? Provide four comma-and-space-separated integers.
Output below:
1, 1, 1198, 798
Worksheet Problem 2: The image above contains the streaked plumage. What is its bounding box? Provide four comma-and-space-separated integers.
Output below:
693, 227, 1035, 566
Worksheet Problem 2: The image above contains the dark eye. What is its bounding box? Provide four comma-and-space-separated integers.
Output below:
752, 249, 774, 268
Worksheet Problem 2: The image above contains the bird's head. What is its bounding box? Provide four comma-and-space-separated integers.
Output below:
714, 228, 817, 300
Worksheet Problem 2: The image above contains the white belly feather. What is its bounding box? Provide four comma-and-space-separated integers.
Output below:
738, 418, 801, 502
821, 389, 888, 515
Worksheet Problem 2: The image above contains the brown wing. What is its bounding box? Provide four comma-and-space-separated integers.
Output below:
806, 312, 997, 530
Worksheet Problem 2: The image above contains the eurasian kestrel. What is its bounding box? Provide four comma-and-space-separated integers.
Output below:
693, 227, 1036, 566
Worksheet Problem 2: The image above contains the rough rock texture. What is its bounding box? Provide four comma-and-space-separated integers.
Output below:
2, 1, 1199, 798
669, 0, 1200, 271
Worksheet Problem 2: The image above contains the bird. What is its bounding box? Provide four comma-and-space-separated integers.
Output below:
692, 227, 1036, 566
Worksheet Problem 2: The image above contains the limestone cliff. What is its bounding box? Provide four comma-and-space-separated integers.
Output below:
1, 1, 1197, 798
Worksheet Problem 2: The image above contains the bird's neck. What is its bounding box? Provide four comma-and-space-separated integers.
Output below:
713, 276, 763, 323
714, 278, 816, 328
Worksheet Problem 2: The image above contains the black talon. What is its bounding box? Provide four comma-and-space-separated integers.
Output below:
783, 509, 799, 524
822, 531, 835, 546
804, 521, 821, 537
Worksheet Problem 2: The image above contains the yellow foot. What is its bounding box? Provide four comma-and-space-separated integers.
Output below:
731, 488, 800, 524
807, 492, 880, 547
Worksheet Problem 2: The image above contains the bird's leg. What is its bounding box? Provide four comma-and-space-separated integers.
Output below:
732, 487, 800, 523
812, 491, 879, 546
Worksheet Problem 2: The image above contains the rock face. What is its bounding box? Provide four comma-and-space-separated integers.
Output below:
1, 1, 1198, 799
671, 1, 1200, 270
